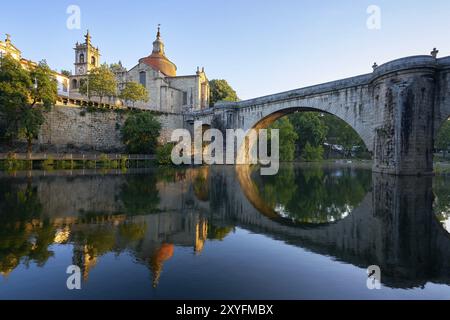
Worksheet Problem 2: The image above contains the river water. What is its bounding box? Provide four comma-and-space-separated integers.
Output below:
0, 164, 450, 299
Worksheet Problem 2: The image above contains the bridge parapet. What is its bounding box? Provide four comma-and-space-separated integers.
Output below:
438, 56, 450, 68
372, 55, 438, 80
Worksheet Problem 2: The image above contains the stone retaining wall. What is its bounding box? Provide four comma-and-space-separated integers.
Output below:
36, 106, 183, 152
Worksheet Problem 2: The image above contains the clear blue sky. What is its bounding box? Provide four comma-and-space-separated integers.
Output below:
1, 0, 450, 99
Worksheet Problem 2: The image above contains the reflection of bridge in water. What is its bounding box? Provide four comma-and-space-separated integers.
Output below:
203, 166, 450, 289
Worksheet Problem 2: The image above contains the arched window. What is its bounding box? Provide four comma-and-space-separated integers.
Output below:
91, 56, 96, 65
79, 53, 85, 64
71, 79, 78, 89
139, 71, 146, 86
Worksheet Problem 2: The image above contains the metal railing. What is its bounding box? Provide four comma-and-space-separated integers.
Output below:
0, 153, 155, 161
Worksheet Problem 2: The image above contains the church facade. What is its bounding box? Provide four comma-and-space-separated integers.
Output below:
69, 28, 210, 113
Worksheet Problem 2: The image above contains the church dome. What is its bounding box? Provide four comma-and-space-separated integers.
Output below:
140, 26, 177, 77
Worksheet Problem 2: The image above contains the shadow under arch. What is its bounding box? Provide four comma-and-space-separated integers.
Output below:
236, 106, 372, 165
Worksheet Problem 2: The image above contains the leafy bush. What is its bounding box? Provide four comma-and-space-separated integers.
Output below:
301, 142, 324, 162
120, 156, 128, 168
269, 117, 298, 161
156, 143, 174, 165
99, 154, 110, 167
4, 153, 30, 171
42, 156, 55, 170
86, 160, 96, 169
56, 160, 74, 169
110, 160, 119, 169
121, 112, 161, 154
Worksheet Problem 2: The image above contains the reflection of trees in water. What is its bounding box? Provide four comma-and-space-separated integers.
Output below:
207, 225, 234, 241
119, 222, 147, 242
254, 165, 372, 223
0, 180, 42, 224
120, 174, 161, 215
0, 222, 56, 276
0, 167, 205, 282
433, 175, 450, 231
0, 180, 55, 275
193, 167, 210, 201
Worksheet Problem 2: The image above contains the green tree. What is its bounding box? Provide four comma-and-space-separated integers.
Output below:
209, 79, 239, 106
80, 64, 117, 103
0, 55, 31, 142
322, 114, 365, 157
30, 60, 58, 108
109, 62, 125, 73
121, 111, 161, 154
301, 142, 324, 161
120, 81, 149, 107
269, 117, 298, 161
60, 70, 71, 77
436, 120, 450, 157
18, 108, 45, 154
289, 112, 328, 158
0, 57, 57, 154
156, 143, 174, 165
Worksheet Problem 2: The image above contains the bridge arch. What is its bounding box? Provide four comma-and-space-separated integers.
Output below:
249, 106, 372, 149
236, 104, 373, 165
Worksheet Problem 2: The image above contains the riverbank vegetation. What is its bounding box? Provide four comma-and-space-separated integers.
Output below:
121, 111, 161, 154
270, 112, 370, 162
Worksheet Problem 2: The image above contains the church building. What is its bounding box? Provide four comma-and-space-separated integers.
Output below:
127, 26, 210, 112
69, 27, 210, 113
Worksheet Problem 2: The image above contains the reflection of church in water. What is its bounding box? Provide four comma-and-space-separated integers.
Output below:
68, 213, 208, 287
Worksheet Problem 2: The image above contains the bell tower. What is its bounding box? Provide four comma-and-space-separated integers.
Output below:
74, 30, 100, 76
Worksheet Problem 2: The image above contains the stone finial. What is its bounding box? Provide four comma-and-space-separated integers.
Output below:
372, 62, 378, 71
431, 48, 439, 58
202, 67, 205, 73
5, 34, 11, 43
85, 30, 91, 44
157, 24, 161, 39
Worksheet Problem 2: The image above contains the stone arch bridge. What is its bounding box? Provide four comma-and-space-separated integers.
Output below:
185, 55, 450, 175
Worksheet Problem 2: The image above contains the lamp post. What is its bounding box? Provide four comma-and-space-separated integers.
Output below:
86, 70, 91, 105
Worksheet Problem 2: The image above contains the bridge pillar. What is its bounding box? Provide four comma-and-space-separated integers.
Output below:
372, 70, 436, 175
